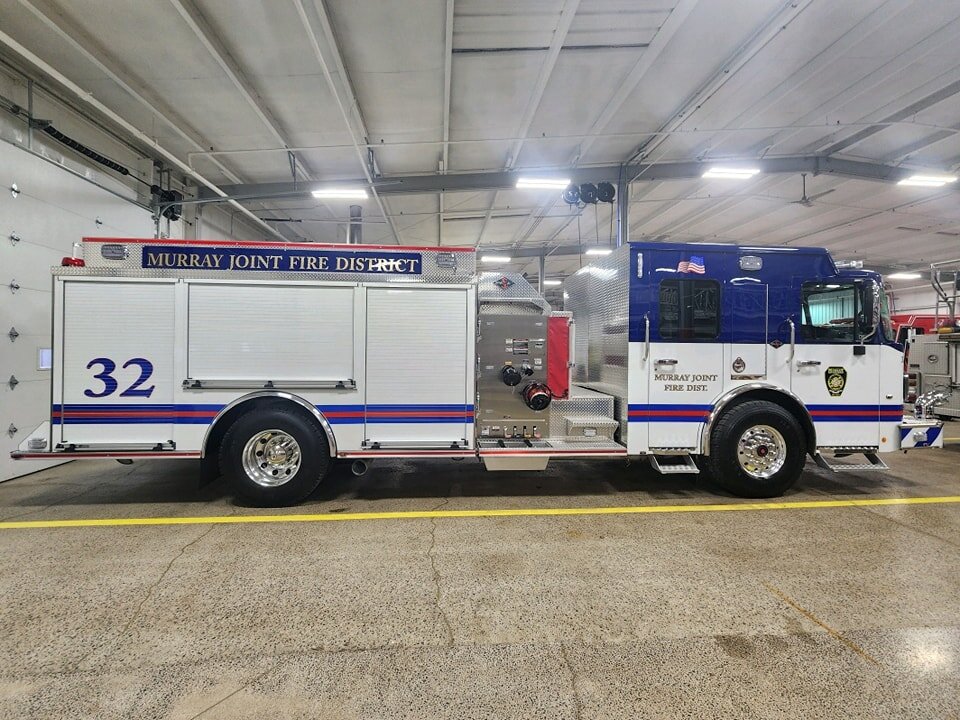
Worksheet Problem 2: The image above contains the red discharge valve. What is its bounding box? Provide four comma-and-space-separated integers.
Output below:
521, 382, 552, 411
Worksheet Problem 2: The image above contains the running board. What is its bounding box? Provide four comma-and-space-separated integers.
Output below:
813, 452, 889, 472
649, 454, 700, 475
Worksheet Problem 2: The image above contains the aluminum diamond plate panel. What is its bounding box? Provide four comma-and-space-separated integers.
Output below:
562, 246, 630, 442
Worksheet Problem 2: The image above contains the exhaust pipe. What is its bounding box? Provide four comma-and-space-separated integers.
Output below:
351, 459, 369, 476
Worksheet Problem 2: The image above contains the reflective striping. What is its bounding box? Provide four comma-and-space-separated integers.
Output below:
628, 404, 712, 423
1, 495, 957, 530
51, 403, 475, 426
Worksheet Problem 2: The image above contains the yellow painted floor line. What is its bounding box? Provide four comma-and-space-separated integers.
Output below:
0, 495, 958, 530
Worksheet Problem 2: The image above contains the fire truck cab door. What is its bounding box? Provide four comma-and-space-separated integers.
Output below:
363, 286, 473, 448
792, 280, 882, 447
647, 277, 724, 451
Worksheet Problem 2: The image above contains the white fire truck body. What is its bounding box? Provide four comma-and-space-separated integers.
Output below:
13, 237, 942, 505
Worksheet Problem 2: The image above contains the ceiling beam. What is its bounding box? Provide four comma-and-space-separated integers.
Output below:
627, 0, 814, 172
818, 76, 960, 157
168, 0, 343, 240
194, 156, 928, 201
439, 0, 454, 244
502, 0, 699, 251
292, 0, 402, 244
0, 18, 285, 241
475, 0, 581, 247
695, 0, 914, 159
753, 13, 960, 157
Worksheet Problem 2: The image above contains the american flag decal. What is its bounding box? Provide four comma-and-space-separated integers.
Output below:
677, 255, 705, 274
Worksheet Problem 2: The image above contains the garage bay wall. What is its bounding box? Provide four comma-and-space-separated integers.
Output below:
0, 139, 161, 481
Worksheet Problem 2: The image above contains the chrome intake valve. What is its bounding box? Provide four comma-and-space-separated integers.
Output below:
521, 382, 552, 411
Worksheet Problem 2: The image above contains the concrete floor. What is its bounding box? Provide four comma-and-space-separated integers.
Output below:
0, 445, 958, 719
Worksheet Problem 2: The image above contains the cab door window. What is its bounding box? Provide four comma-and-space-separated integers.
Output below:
659, 279, 720, 340
801, 282, 869, 343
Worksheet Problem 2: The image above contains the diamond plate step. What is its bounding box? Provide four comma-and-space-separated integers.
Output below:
813, 452, 889, 472
649, 454, 700, 475
564, 414, 618, 440
551, 385, 616, 436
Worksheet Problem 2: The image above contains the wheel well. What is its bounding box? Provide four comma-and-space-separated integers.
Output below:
707, 389, 816, 456
202, 395, 336, 463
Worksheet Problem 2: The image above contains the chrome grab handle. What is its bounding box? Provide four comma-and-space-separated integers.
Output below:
795, 360, 821, 368
786, 318, 795, 362
643, 312, 651, 361
655, 358, 678, 365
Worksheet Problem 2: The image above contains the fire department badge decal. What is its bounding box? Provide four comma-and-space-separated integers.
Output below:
494, 276, 514, 289
824, 366, 847, 397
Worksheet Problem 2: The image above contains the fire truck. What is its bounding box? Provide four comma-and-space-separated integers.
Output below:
12, 237, 943, 506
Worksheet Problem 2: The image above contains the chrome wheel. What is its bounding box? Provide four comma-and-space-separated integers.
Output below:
241, 430, 301, 487
736, 424, 786, 479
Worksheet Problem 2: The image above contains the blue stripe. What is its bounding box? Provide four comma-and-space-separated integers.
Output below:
366, 404, 474, 411
627, 404, 713, 411
807, 404, 902, 412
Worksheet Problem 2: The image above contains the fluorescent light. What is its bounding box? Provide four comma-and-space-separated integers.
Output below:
897, 174, 957, 187
311, 187, 368, 199
481, 255, 512, 264
516, 177, 571, 189
702, 167, 760, 180
887, 272, 923, 280
543, 279, 562, 286
585, 247, 613, 256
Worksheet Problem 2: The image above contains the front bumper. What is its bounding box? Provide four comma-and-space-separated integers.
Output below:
898, 419, 945, 449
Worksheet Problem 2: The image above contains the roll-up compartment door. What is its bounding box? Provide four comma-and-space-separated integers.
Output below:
364, 287, 471, 447
187, 283, 355, 383
59, 280, 176, 446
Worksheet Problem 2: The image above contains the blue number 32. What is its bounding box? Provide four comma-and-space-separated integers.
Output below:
84, 357, 155, 398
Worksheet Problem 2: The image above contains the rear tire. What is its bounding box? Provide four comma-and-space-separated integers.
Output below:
706, 400, 805, 498
220, 406, 330, 506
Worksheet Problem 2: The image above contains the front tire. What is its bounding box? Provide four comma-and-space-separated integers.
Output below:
221, 406, 330, 506
706, 400, 805, 498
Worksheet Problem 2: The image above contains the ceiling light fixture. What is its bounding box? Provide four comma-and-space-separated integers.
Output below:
481, 255, 512, 264
887, 272, 923, 280
311, 188, 369, 199
702, 167, 760, 180
543, 279, 562, 286
516, 177, 571, 189
897, 174, 958, 188
585, 248, 613, 256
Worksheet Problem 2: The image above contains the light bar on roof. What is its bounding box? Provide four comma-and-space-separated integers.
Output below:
702, 167, 760, 179
311, 187, 369, 199
516, 177, 571, 189
897, 174, 958, 187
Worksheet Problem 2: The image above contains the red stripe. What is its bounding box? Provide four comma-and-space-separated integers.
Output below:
13, 452, 200, 459
82, 237, 475, 252
339, 451, 476, 457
